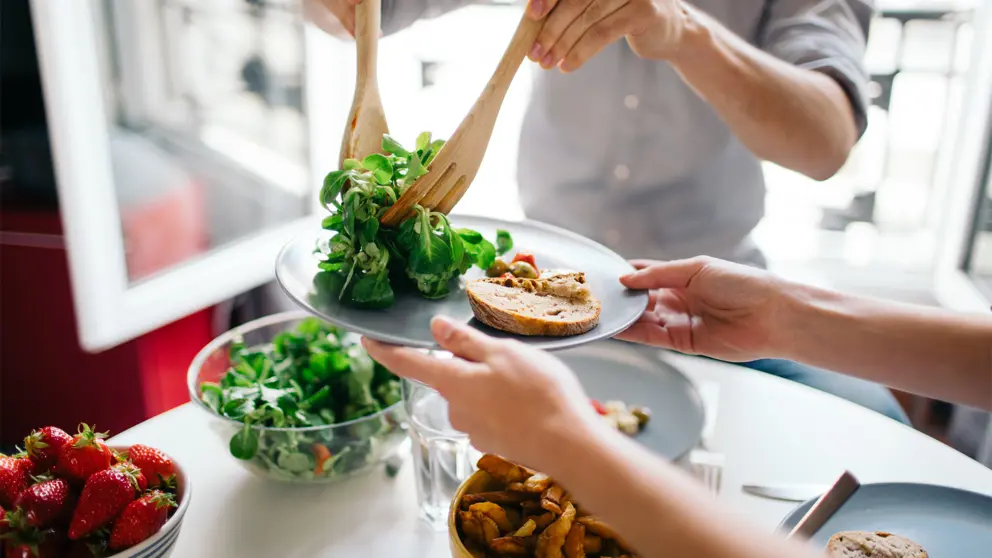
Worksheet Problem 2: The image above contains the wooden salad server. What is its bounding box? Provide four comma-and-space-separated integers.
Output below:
339, 0, 389, 168
379, 11, 546, 227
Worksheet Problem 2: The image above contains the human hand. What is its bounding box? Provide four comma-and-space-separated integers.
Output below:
526, 0, 692, 72
304, 0, 361, 37
362, 316, 603, 470
617, 257, 793, 362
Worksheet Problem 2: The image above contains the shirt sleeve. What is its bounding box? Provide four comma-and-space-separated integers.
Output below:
381, 0, 481, 35
758, 0, 875, 138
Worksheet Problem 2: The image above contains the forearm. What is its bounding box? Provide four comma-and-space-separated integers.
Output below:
777, 284, 992, 411
668, 5, 857, 181
546, 423, 819, 558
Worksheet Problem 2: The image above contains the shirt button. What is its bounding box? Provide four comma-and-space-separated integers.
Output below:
624, 95, 639, 110
613, 164, 630, 181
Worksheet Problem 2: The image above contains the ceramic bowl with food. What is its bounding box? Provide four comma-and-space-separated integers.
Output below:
449, 454, 632, 558
187, 311, 407, 483
105, 445, 191, 558
449, 469, 498, 558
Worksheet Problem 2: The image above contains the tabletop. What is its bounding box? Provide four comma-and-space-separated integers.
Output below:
110, 353, 992, 557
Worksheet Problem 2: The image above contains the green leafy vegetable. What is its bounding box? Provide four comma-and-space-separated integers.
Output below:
315, 133, 510, 308
200, 318, 404, 479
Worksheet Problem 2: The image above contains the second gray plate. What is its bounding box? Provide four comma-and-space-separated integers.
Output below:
559, 340, 704, 460
779, 483, 992, 555
275, 215, 649, 350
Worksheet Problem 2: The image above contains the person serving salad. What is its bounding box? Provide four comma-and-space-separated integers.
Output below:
305, 0, 909, 423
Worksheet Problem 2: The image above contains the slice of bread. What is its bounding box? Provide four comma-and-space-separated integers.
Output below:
466, 272, 601, 337
825, 531, 928, 558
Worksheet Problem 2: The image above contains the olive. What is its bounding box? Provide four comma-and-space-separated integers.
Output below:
631, 406, 652, 427
509, 261, 539, 279
486, 258, 510, 277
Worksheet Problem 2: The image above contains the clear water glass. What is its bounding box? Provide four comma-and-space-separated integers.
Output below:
403, 375, 480, 529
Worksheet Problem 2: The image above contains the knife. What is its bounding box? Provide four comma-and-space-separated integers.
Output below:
742, 483, 831, 502
786, 471, 860, 540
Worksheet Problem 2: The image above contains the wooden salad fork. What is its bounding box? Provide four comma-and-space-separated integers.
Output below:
339, 0, 389, 168
379, 12, 546, 227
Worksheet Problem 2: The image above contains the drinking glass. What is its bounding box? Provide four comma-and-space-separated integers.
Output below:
403, 373, 480, 529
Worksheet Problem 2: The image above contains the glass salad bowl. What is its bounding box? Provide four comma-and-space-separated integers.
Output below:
187, 311, 408, 483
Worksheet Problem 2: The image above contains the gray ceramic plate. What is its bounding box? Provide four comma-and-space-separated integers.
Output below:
779, 483, 992, 555
275, 216, 649, 350
558, 340, 704, 460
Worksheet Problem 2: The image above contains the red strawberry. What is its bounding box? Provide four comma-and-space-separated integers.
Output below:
108, 491, 176, 550
23, 428, 72, 473
13, 478, 75, 528
0, 455, 33, 508
116, 462, 147, 493
126, 445, 175, 488
2, 527, 65, 558
1, 503, 8, 535
56, 424, 112, 484
68, 465, 141, 540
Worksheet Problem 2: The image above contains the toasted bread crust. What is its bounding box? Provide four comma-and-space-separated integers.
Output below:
825, 531, 928, 558
466, 274, 601, 337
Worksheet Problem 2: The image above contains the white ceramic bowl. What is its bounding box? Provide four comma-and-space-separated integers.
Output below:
105, 445, 191, 558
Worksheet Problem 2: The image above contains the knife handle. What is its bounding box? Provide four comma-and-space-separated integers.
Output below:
786, 471, 860, 540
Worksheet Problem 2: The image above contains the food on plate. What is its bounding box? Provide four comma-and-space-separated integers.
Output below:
198, 317, 404, 480
468, 265, 601, 337
590, 400, 651, 436
455, 454, 637, 557
0, 423, 180, 556
826, 531, 928, 558
315, 132, 513, 308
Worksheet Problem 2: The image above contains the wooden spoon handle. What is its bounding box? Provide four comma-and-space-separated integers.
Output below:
355, 0, 381, 88
485, 14, 545, 101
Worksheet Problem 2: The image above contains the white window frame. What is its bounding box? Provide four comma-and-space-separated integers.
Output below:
933, 0, 992, 314
29, 0, 350, 351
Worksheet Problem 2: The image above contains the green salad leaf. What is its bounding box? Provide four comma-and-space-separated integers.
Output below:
315, 133, 510, 308
200, 318, 404, 479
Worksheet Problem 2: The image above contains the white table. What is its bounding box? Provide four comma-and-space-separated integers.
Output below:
111, 354, 992, 557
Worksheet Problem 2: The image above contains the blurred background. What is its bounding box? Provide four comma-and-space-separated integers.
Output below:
2, 0, 990, 463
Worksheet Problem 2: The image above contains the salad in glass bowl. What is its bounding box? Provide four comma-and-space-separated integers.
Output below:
187, 311, 407, 482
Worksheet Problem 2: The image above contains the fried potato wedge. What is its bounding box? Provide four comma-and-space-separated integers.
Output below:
489, 535, 537, 556
469, 502, 514, 533
460, 510, 486, 545
532, 512, 556, 531
514, 519, 537, 537
583, 535, 603, 553
563, 522, 586, 558
478, 454, 534, 484
578, 516, 635, 554
541, 484, 565, 514
535, 501, 576, 558
476, 512, 502, 544
509, 472, 552, 493
462, 491, 536, 509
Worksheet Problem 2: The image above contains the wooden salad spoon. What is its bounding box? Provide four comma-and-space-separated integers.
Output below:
379, 11, 546, 227
339, 0, 389, 168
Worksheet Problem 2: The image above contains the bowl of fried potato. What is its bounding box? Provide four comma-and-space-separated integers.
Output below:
449, 454, 637, 558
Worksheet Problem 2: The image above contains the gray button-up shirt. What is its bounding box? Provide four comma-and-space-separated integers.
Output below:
382, 0, 873, 267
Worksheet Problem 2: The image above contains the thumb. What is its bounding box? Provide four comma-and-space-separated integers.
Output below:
620, 257, 708, 290
431, 315, 497, 363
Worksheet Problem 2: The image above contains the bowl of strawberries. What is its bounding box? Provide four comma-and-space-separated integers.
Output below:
0, 424, 191, 558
